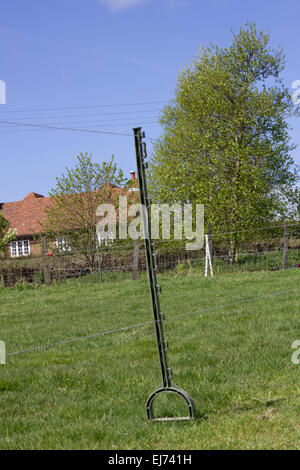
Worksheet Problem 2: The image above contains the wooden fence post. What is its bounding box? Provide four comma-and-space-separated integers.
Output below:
42, 236, 50, 286
283, 219, 289, 269
132, 240, 139, 280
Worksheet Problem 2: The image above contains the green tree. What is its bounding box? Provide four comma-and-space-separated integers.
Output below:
42, 153, 124, 270
150, 22, 298, 262
0, 213, 15, 256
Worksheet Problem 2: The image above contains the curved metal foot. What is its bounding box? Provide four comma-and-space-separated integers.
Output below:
146, 384, 196, 421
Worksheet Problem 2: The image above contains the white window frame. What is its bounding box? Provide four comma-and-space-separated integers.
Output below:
56, 236, 71, 253
10, 240, 30, 257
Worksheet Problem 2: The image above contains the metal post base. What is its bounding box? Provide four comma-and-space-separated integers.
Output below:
146, 384, 196, 421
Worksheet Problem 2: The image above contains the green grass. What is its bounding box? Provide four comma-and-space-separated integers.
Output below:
0, 268, 300, 449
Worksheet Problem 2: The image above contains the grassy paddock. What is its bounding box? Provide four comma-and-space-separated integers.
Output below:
0, 268, 300, 449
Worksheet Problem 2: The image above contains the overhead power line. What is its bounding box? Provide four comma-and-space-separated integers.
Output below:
0, 121, 159, 134
0, 120, 158, 134
0, 120, 159, 142
0, 120, 136, 137
0, 115, 159, 129
0, 108, 162, 122
0, 100, 167, 114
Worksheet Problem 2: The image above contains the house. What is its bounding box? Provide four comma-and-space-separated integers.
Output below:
0, 171, 138, 258
0, 192, 50, 257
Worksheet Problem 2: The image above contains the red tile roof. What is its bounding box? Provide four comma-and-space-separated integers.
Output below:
1, 193, 51, 236
0, 186, 138, 237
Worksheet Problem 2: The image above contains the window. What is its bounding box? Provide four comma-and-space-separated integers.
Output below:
11, 240, 30, 257
56, 237, 71, 252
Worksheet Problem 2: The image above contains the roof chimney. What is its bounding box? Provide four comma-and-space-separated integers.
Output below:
130, 171, 136, 180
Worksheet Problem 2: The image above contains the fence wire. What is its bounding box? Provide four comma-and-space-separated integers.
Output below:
6, 285, 300, 359
1, 222, 300, 287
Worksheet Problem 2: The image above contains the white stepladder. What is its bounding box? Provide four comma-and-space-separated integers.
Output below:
204, 234, 213, 278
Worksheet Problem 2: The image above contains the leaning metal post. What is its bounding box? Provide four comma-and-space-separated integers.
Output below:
133, 127, 196, 421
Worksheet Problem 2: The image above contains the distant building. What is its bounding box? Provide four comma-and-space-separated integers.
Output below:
0, 172, 138, 257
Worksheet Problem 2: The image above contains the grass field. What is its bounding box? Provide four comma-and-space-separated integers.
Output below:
0, 268, 300, 449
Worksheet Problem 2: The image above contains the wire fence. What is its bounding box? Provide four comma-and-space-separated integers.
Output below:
1, 221, 300, 287
7, 285, 300, 359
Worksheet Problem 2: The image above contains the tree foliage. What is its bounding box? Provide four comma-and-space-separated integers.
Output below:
150, 23, 298, 260
0, 213, 15, 256
42, 153, 124, 269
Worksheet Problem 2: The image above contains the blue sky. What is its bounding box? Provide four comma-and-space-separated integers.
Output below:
1, 0, 300, 202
